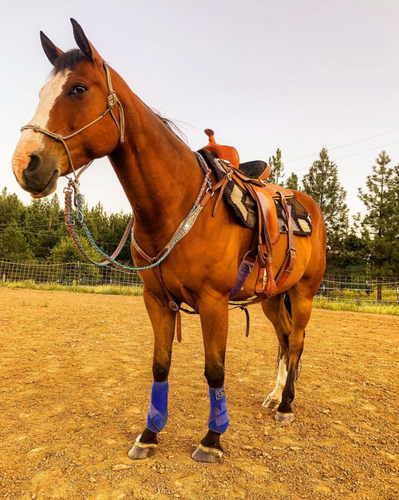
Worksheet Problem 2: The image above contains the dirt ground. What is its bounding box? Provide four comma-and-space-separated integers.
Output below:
0, 288, 398, 500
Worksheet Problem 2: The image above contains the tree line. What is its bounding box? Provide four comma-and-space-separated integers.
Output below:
1, 148, 398, 276
269, 148, 399, 276
0, 191, 133, 265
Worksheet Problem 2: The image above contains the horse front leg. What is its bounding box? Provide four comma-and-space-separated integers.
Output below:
128, 287, 176, 460
192, 296, 229, 463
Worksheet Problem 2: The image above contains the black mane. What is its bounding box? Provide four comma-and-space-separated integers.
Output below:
52, 49, 88, 74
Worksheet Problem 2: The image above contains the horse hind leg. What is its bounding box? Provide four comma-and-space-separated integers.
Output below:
275, 285, 314, 423
261, 294, 291, 411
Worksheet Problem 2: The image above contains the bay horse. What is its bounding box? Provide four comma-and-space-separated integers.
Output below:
12, 20, 326, 463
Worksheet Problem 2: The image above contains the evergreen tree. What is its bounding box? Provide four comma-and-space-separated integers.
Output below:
0, 187, 25, 227
25, 195, 65, 259
268, 148, 285, 185
358, 151, 399, 275
285, 172, 299, 190
302, 148, 349, 242
51, 235, 101, 263
0, 220, 33, 260
337, 214, 369, 275
85, 202, 111, 252
358, 151, 394, 237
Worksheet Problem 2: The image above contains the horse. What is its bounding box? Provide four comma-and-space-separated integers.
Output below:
12, 19, 326, 463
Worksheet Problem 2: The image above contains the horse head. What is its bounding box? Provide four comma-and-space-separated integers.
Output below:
12, 19, 123, 198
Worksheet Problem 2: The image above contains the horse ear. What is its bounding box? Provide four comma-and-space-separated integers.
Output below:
70, 18, 101, 64
40, 31, 64, 65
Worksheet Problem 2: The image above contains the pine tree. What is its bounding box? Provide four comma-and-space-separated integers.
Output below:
302, 148, 349, 244
25, 195, 65, 259
358, 151, 394, 237
0, 220, 33, 260
0, 187, 25, 226
268, 148, 285, 185
358, 151, 399, 275
285, 172, 299, 190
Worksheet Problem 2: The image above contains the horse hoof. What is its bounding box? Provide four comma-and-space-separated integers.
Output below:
275, 411, 295, 423
191, 444, 223, 463
262, 395, 280, 409
128, 434, 158, 460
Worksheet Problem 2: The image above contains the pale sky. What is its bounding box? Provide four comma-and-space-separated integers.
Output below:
1, 0, 398, 220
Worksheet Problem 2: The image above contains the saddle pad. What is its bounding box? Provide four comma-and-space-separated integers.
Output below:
224, 181, 312, 236
197, 149, 312, 237
274, 197, 312, 236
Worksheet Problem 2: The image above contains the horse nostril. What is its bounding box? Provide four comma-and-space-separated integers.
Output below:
27, 153, 42, 172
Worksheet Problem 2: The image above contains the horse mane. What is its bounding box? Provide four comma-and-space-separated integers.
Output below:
152, 111, 187, 144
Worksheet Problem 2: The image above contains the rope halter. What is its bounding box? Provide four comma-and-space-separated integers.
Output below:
20, 62, 125, 182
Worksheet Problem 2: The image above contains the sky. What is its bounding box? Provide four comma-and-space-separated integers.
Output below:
1, 0, 398, 221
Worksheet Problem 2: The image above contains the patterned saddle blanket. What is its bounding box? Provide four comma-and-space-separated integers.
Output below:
198, 148, 312, 237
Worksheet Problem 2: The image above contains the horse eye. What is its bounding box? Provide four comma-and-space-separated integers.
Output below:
72, 85, 87, 95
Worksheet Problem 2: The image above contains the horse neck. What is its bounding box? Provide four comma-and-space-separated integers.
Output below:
108, 71, 203, 254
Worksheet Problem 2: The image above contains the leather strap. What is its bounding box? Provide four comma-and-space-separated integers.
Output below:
274, 192, 296, 290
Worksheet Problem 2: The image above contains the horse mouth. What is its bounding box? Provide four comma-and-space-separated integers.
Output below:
29, 170, 60, 198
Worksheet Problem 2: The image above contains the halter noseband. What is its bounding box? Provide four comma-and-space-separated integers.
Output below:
20, 62, 125, 182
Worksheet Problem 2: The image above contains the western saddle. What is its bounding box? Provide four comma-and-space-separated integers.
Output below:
199, 129, 296, 299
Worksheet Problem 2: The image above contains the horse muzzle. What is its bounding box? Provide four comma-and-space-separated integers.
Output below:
12, 149, 60, 198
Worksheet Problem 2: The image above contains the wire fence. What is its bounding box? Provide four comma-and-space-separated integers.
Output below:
1, 260, 398, 304
318, 274, 399, 304
0, 259, 142, 287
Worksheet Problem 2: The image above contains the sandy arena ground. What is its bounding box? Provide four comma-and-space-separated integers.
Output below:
0, 288, 398, 499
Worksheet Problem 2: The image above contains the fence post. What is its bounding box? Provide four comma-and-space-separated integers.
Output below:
377, 277, 382, 303
2, 274, 5, 282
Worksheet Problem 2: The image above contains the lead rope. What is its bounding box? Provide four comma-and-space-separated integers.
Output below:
63, 155, 212, 271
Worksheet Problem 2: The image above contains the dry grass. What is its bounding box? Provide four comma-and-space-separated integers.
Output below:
0, 280, 143, 296
2, 281, 398, 315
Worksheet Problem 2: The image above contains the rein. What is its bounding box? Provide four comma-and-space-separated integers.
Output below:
63, 156, 212, 271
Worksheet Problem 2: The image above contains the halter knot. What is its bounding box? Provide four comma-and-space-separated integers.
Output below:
53, 134, 62, 142
33, 125, 40, 133
107, 92, 117, 109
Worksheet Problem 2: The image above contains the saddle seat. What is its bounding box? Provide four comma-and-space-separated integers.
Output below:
203, 129, 293, 199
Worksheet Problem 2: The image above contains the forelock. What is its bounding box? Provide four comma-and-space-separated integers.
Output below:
52, 49, 90, 75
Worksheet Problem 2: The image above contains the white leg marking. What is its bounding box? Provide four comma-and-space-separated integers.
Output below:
262, 357, 288, 408
12, 71, 71, 184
